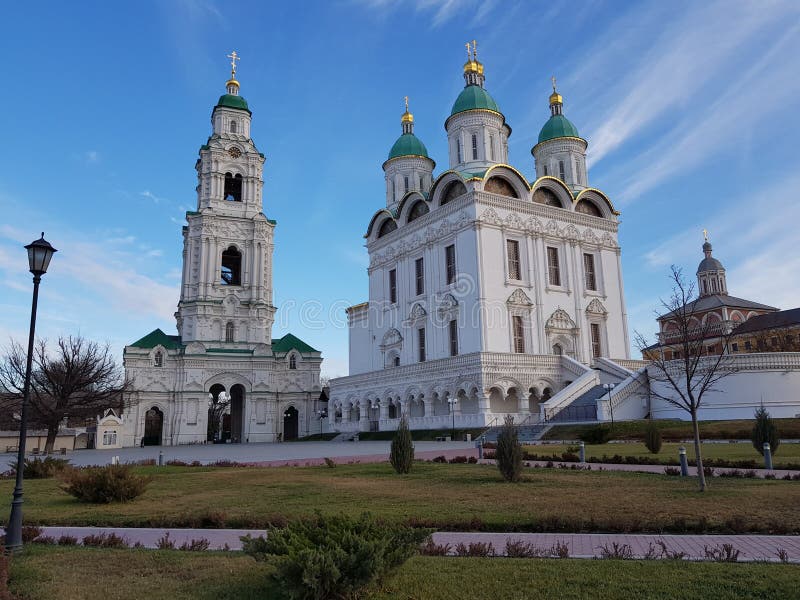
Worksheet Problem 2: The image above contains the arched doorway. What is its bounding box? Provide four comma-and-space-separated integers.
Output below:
208, 384, 227, 442
143, 407, 163, 446
230, 384, 246, 443
283, 406, 299, 441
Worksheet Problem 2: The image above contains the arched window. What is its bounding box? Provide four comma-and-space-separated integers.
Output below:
552, 344, 563, 356
575, 199, 602, 217
457, 139, 463, 163
407, 201, 429, 222
533, 187, 562, 207
440, 180, 467, 205
230, 120, 237, 134
225, 322, 234, 342
378, 218, 397, 238
471, 134, 478, 160
558, 160, 565, 180
289, 354, 297, 369
154, 350, 163, 367
485, 177, 518, 198
221, 246, 242, 285
224, 173, 243, 201
404, 176, 409, 193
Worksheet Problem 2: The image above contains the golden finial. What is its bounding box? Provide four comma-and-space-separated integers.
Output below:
471, 40, 478, 60
227, 50, 240, 78
703, 228, 709, 242
465, 42, 471, 60
551, 75, 557, 93
401, 95, 413, 124
404, 96, 409, 112
549, 75, 563, 105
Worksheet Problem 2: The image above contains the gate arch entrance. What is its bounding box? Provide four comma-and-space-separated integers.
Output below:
143, 407, 163, 446
283, 406, 299, 441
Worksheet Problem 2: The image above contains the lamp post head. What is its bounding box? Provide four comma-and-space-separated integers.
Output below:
25, 233, 57, 276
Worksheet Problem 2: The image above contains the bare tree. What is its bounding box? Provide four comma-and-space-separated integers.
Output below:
635, 267, 737, 492
0, 336, 130, 453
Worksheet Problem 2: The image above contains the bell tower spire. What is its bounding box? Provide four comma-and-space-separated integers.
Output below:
463, 40, 485, 88
226, 50, 241, 95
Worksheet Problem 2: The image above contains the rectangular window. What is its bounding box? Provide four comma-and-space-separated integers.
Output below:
449, 319, 459, 356
590, 323, 602, 358
418, 327, 426, 362
547, 247, 561, 286
471, 134, 478, 160
543, 165, 549, 176
732, 342, 739, 352
506, 239, 521, 280
404, 176, 409, 193
558, 160, 565, 180
771, 336, 779, 347
707, 345, 716, 354
389, 269, 397, 304
445, 244, 456, 285
457, 139, 462, 163
583, 253, 597, 291
419, 175, 424, 190
512, 315, 525, 353
745, 340, 752, 351
489, 134, 495, 161
415, 257, 424, 296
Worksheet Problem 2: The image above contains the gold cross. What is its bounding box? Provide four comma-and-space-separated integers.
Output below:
703, 228, 709, 242
465, 42, 471, 59
404, 96, 409, 112
227, 50, 240, 77
552, 75, 557, 92
471, 40, 478, 59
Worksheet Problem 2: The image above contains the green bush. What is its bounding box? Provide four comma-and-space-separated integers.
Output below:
496, 415, 523, 482
242, 513, 430, 600
10, 456, 70, 479
61, 464, 151, 503
644, 421, 663, 454
390, 416, 414, 474
752, 406, 780, 455
579, 424, 613, 444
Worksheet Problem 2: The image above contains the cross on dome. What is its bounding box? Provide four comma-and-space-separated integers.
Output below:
227, 50, 240, 77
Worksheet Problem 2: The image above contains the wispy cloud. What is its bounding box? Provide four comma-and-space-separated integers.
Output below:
578, 0, 800, 178
84, 150, 100, 164
357, 0, 498, 27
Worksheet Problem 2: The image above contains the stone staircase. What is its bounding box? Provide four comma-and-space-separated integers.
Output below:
479, 422, 552, 444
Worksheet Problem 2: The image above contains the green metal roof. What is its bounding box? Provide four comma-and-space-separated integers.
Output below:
450, 85, 500, 116
216, 94, 251, 113
129, 328, 182, 349
538, 114, 581, 143
271, 333, 318, 354
388, 133, 429, 160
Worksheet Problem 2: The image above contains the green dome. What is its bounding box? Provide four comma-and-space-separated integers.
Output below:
388, 133, 429, 160
538, 114, 580, 143
450, 85, 500, 116
216, 94, 250, 113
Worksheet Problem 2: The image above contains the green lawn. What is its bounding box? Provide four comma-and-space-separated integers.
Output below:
527, 441, 800, 467
543, 418, 800, 441
1, 463, 798, 533
8, 546, 800, 600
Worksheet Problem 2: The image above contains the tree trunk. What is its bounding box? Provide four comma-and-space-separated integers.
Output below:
691, 408, 706, 492
44, 424, 59, 454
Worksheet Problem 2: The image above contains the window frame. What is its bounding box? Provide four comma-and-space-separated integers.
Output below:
512, 315, 525, 353
414, 257, 425, 296
418, 327, 426, 362
471, 133, 478, 160
590, 322, 602, 359
546, 246, 561, 287
583, 253, 597, 291
449, 319, 459, 357
389, 268, 397, 304
445, 244, 457, 285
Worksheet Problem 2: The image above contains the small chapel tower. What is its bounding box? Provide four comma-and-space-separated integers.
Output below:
176, 53, 276, 345
697, 231, 728, 297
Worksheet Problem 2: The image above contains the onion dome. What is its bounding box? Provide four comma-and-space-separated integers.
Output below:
450, 40, 501, 117
537, 78, 580, 143
387, 97, 429, 160
215, 50, 251, 114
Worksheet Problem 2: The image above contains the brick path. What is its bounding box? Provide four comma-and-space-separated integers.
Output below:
19, 526, 800, 561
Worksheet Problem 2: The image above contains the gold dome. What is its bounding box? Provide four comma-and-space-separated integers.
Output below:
549, 91, 562, 105
226, 78, 240, 89
463, 59, 482, 74
401, 110, 414, 124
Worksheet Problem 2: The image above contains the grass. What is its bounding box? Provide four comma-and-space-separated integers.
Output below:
543, 418, 800, 441
1, 462, 798, 533
350, 427, 484, 441
528, 441, 800, 467
8, 546, 800, 600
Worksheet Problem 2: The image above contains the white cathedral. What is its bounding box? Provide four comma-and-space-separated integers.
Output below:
328, 46, 645, 433
122, 56, 323, 447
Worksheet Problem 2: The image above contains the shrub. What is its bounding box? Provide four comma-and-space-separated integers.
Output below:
419, 539, 450, 556
390, 416, 414, 474
157, 533, 175, 550
58, 535, 78, 546
11, 456, 70, 479
752, 406, 780, 456
663, 466, 680, 476
179, 538, 210, 552
323, 457, 336, 468
449, 455, 468, 464
704, 543, 740, 562
467, 456, 478, 464
579, 424, 613, 444
496, 415, 523, 482
432, 455, 448, 463
644, 421, 662, 454
599, 542, 634, 559
82, 533, 127, 548
61, 464, 151, 503
504, 539, 541, 558
454, 542, 495, 557
242, 513, 430, 600
21, 525, 42, 543
0, 546, 10, 600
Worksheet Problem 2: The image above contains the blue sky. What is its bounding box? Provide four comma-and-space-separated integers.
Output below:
1, 0, 799, 378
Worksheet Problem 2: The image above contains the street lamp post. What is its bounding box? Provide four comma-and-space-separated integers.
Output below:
6, 233, 56, 553
447, 397, 458, 440
603, 383, 616, 426
316, 409, 327, 436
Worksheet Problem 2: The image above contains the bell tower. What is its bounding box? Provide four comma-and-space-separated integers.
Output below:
175, 52, 276, 347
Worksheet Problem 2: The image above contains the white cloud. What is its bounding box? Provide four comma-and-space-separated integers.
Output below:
140, 190, 165, 204
85, 150, 100, 163
357, 0, 497, 27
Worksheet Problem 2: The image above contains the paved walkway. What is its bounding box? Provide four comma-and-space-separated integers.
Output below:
18, 527, 800, 562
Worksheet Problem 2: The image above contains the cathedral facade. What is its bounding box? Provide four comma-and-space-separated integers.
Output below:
122, 57, 323, 447
328, 47, 635, 432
